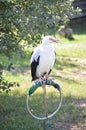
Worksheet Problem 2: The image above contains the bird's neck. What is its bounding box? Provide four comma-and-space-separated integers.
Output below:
42, 42, 52, 48
42, 42, 54, 53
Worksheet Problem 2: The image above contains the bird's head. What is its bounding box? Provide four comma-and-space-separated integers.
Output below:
42, 36, 60, 45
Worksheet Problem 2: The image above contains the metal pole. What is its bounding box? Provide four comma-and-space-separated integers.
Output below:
43, 120, 46, 130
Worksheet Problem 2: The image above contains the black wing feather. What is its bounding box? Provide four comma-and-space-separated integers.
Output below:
31, 56, 40, 81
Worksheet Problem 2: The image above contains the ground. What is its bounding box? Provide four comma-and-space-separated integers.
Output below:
0, 30, 86, 130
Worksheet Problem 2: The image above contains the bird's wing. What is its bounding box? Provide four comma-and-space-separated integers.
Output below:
30, 46, 41, 63
30, 47, 41, 81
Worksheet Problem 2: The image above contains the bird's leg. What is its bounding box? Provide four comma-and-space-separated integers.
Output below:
45, 74, 49, 82
42, 82, 48, 117
38, 76, 44, 85
34, 76, 44, 85
45, 74, 49, 79
45, 74, 51, 86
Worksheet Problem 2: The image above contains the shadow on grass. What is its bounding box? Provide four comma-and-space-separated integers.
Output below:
55, 58, 80, 71
52, 59, 82, 83
70, 20, 86, 35
0, 87, 86, 130
0, 51, 31, 73
73, 28, 86, 35
52, 75, 79, 85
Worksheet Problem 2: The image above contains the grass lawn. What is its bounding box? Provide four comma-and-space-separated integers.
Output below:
0, 28, 86, 130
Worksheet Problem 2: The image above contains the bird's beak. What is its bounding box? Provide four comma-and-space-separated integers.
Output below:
54, 39, 61, 43
49, 37, 61, 43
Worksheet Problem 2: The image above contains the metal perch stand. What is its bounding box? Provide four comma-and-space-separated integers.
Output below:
26, 79, 62, 129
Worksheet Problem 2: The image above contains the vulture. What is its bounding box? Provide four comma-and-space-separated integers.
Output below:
30, 36, 60, 81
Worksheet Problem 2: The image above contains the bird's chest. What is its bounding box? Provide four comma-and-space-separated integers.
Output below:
42, 50, 54, 62
39, 47, 55, 68
36, 45, 56, 76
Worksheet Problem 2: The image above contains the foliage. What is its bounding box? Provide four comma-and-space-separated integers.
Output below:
0, 68, 19, 93
0, 0, 79, 57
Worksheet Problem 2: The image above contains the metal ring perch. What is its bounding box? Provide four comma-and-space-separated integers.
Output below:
26, 79, 62, 121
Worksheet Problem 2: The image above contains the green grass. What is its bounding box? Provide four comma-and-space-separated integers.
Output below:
0, 28, 86, 130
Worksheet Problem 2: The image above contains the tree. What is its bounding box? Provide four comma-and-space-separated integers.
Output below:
0, 0, 79, 57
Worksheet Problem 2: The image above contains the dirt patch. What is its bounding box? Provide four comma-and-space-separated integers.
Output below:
54, 122, 86, 130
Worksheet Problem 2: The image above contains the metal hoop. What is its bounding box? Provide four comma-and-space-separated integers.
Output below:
26, 79, 62, 121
